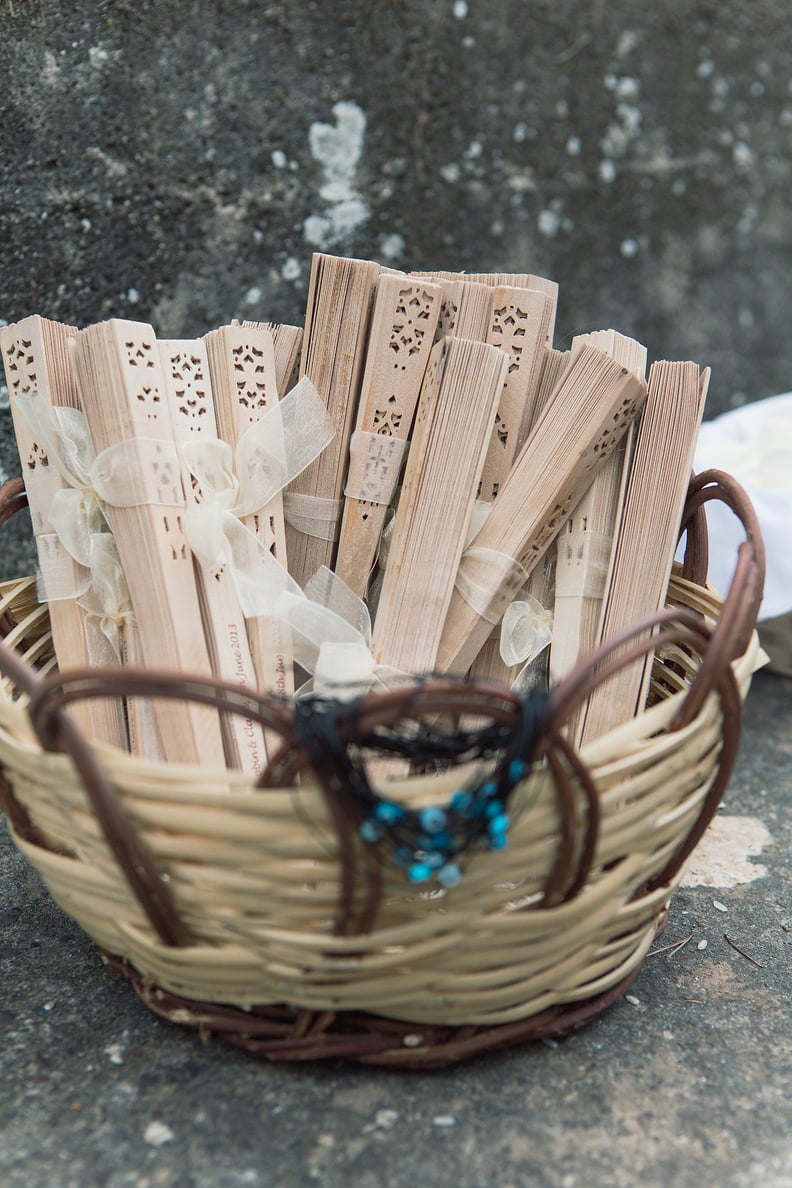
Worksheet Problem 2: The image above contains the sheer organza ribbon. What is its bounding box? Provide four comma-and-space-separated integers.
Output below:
14, 394, 134, 659
189, 516, 405, 698
281, 492, 344, 542
232, 377, 335, 512
455, 500, 553, 674
499, 596, 554, 670
181, 376, 335, 562
35, 530, 132, 661
77, 532, 134, 661
16, 394, 109, 551
278, 565, 407, 699
555, 529, 612, 598
170, 385, 402, 698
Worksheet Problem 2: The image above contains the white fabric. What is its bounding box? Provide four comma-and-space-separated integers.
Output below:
22, 466, 63, 536
92, 438, 183, 507
691, 392, 792, 619
187, 486, 405, 698
14, 395, 133, 651
456, 498, 553, 671
77, 532, 135, 661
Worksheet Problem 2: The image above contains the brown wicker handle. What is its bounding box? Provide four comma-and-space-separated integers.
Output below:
545, 467, 764, 890
0, 479, 193, 944
546, 468, 764, 732
0, 475, 27, 528
675, 469, 765, 726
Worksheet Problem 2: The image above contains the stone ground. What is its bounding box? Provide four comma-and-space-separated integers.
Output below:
0, 669, 790, 1188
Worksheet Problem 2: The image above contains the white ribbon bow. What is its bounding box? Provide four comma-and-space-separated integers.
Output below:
201, 523, 404, 699
278, 566, 398, 699
77, 532, 135, 661
499, 596, 554, 671
181, 376, 335, 571
15, 395, 133, 658
173, 380, 399, 699
16, 395, 109, 556
455, 500, 553, 676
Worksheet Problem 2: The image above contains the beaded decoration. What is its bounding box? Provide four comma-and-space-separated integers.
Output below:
292, 682, 549, 887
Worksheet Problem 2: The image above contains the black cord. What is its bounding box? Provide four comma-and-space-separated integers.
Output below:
291, 680, 550, 888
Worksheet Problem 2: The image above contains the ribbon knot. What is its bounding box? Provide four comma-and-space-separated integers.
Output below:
265, 566, 407, 700
455, 500, 553, 681
180, 439, 242, 573
499, 597, 554, 669
313, 641, 378, 700
14, 394, 132, 659
180, 377, 335, 575
77, 532, 135, 661
15, 397, 110, 566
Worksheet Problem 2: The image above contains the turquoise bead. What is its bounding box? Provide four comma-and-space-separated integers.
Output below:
408, 862, 433, 882
488, 812, 509, 835
422, 831, 451, 852
450, 790, 473, 814
438, 863, 462, 888
374, 800, 406, 825
359, 819, 383, 843
508, 759, 527, 784
419, 806, 447, 834
421, 852, 444, 869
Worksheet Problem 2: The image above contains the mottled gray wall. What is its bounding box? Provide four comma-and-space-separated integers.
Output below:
2, 0, 791, 575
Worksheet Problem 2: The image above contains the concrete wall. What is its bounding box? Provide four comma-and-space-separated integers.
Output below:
2, 0, 791, 574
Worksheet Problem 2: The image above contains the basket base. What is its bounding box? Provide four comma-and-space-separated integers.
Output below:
101, 911, 667, 1070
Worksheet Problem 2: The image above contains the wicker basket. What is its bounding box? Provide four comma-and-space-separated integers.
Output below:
0, 471, 765, 1068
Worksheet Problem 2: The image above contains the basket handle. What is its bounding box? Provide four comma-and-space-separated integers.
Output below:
643, 468, 766, 890
0, 475, 27, 528
9, 644, 596, 935
674, 468, 765, 728
0, 650, 195, 947
548, 467, 764, 892
0, 480, 59, 850
548, 468, 764, 735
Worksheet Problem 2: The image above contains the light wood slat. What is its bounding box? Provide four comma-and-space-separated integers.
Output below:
70, 320, 226, 768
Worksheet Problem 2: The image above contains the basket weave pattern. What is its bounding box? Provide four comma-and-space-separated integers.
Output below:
0, 472, 765, 1067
